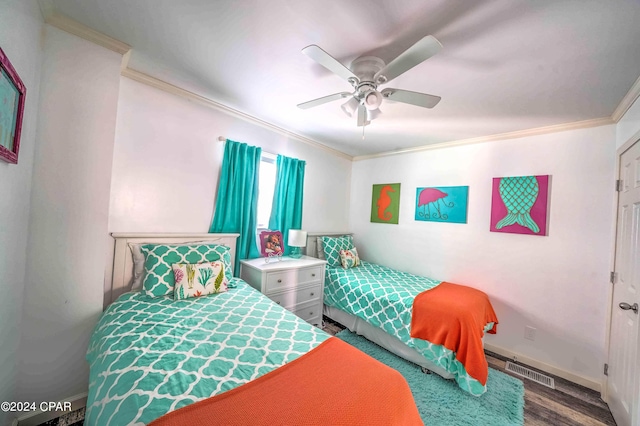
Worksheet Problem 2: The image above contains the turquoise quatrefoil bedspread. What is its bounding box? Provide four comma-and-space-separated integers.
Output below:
86, 279, 330, 426
324, 260, 491, 396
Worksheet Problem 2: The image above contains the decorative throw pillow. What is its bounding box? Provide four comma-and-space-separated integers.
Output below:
140, 243, 232, 298
339, 247, 360, 269
129, 240, 209, 291
173, 261, 229, 300
321, 235, 354, 268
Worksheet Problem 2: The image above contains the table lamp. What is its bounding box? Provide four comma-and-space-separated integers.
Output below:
288, 229, 307, 259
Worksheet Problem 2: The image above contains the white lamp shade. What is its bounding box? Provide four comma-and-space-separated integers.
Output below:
288, 230, 308, 247
340, 97, 359, 117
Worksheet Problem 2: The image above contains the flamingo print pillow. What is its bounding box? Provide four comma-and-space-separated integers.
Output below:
172, 261, 229, 300
339, 248, 360, 269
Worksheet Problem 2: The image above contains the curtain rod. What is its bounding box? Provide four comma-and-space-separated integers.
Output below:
217, 136, 277, 159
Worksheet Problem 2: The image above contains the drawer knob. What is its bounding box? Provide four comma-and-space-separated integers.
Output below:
311, 273, 316, 277
310, 312, 313, 316
310, 292, 315, 296
276, 301, 281, 305
277, 279, 282, 283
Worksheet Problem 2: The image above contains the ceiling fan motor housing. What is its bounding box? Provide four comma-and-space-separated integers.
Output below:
350, 56, 386, 110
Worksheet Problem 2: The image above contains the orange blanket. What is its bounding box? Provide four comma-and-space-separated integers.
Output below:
410, 282, 498, 385
150, 337, 423, 426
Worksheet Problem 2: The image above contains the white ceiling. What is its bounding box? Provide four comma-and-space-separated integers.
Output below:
51, 0, 640, 157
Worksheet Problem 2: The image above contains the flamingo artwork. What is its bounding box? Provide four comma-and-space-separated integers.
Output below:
415, 186, 469, 223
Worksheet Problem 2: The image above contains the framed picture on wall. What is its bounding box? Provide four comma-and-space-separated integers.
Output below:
370, 183, 401, 224
0, 46, 26, 164
259, 230, 284, 259
490, 175, 550, 236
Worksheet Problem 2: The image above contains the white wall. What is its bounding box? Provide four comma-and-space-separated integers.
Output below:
617, 97, 640, 148
0, 1, 42, 425
17, 26, 122, 403
108, 77, 352, 234
349, 125, 616, 385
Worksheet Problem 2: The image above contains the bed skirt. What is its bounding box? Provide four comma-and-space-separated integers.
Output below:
323, 304, 456, 379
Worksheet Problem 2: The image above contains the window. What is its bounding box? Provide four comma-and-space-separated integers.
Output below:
256, 153, 277, 229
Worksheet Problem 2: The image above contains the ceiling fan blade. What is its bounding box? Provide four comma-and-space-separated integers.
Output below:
302, 45, 359, 83
374, 35, 442, 84
297, 92, 352, 109
357, 105, 369, 127
381, 88, 441, 108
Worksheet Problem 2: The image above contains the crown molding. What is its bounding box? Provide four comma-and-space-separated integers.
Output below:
37, 0, 55, 21
353, 116, 615, 161
121, 68, 353, 161
38, 0, 131, 55
611, 74, 640, 123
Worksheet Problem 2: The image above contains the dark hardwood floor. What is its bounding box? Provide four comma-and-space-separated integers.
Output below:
323, 316, 617, 426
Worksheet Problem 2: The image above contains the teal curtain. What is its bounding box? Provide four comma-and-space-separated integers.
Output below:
210, 139, 261, 274
268, 155, 306, 255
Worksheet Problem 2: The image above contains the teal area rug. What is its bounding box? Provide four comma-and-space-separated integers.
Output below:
336, 330, 524, 426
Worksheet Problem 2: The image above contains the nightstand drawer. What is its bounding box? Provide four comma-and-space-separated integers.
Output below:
265, 266, 323, 292
292, 300, 322, 324
268, 284, 321, 309
297, 266, 323, 284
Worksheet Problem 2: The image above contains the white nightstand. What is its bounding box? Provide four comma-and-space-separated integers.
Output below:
239, 256, 327, 326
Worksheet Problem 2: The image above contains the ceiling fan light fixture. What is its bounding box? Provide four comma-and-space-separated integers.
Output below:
367, 108, 381, 122
340, 97, 359, 117
363, 90, 383, 110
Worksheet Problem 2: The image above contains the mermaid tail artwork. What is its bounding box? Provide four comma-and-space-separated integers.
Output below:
377, 185, 395, 221
496, 176, 540, 233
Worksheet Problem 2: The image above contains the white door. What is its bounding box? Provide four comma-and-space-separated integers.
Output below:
608, 139, 640, 426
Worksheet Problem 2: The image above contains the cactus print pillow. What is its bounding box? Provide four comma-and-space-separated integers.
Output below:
321, 235, 354, 268
140, 243, 232, 298
339, 247, 360, 269
172, 261, 229, 300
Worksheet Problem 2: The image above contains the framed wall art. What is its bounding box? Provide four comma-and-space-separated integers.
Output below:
490, 175, 550, 236
0, 47, 26, 164
415, 186, 469, 223
259, 230, 284, 260
370, 183, 401, 224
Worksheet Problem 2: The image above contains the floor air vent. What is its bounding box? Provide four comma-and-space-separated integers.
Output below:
505, 361, 555, 389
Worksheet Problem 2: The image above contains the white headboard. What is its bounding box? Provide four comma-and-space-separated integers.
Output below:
306, 232, 353, 258
107, 233, 240, 307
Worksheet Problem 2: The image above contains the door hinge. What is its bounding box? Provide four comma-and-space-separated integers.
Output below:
616, 179, 623, 192
604, 363, 609, 376
610, 271, 616, 284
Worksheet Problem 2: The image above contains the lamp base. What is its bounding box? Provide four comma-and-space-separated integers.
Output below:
289, 246, 303, 259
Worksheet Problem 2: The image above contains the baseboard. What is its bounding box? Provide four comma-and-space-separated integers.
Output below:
484, 343, 601, 393
15, 392, 87, 426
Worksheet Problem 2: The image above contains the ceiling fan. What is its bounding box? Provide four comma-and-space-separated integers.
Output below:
297, 35, 443, 127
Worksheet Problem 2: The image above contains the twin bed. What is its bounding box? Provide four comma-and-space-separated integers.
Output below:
306, 233, 498, 396
86, 232, 498, 425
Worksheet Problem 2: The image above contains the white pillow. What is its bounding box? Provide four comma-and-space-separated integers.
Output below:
128, 243, 146, 291
315, 238, 326, 260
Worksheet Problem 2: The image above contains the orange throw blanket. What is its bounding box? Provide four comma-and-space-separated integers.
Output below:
150, 337, 423, 426
410, 282, 498, 386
